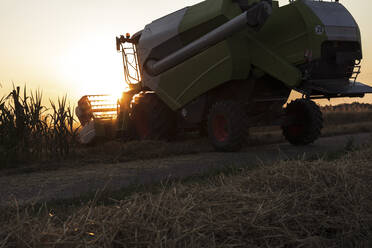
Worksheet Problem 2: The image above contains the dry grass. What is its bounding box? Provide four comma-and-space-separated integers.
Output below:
74, 138, 213, 164
250, 120, 372, 146
323, 112, 372, 126
1, 146, 372, 247
322, 102, 372, 113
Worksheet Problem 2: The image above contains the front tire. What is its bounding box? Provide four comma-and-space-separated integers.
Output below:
207, 101, 248, 152
282, 99, 323, 146
130, 92, 176, 140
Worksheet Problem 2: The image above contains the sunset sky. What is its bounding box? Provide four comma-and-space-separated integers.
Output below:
1, 0, 372, 105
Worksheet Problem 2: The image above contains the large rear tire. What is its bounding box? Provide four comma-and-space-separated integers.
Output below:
282, 99, 323, 146
207, 101, 248, 152
130, 92, 176, 140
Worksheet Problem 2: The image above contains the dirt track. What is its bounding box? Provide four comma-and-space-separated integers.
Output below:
0, 133, 371, 206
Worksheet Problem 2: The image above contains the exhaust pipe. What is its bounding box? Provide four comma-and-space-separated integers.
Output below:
145, 2, 271, 76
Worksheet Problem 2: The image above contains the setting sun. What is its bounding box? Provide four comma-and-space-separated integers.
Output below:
58, 37, 129, 101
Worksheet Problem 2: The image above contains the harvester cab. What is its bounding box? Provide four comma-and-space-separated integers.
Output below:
76, 0, 372, 151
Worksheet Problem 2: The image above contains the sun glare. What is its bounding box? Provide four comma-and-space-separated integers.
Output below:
59, 38, 130, 102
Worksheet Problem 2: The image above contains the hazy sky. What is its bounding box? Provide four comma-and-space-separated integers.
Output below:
1, 0, 372, 105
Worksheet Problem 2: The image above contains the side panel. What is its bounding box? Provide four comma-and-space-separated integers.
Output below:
157, 41, 235, 110
137, 8, 187, 67
294, 1, 327, 60
179, 0, 242, 45
241, 29, 302, 88
303, 0, 360, 42
256, 1, 326, 65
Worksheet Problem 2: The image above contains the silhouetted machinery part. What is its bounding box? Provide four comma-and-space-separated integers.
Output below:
75, 95, 118, 144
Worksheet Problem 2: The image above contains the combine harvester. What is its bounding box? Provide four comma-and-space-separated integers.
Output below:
76, 0, 372, 151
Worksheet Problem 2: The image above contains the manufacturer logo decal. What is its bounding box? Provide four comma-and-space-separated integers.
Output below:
315, 25, 324, 35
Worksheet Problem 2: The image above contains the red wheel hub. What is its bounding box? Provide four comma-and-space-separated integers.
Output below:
286, 109, 306, 137
287, 125, 304, 137
213, 114, 228, 142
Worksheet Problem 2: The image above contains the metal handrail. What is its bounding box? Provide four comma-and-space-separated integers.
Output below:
121, 43, 141, 85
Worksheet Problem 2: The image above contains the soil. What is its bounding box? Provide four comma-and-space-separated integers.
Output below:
0, 132, 370, 206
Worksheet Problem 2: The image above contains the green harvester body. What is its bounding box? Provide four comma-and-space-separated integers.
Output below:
76, 0, 372, 149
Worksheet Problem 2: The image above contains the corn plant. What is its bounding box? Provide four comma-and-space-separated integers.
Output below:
0, 89, 18, 165
48, 96, 79, 157
0, 86, 79, 167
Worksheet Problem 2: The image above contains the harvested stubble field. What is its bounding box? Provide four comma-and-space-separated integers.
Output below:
1, 144, 372, 247
1, 88, 372, 246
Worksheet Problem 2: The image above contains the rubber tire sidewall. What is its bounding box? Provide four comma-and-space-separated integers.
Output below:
282, 99, 323, 146
130, 93, 176, 141
207, 101, 248, 152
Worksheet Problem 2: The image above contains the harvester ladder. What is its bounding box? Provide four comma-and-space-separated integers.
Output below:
121, 43, 141, 85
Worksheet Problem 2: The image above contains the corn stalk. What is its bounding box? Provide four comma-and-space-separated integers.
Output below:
0, 86, 78, 167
